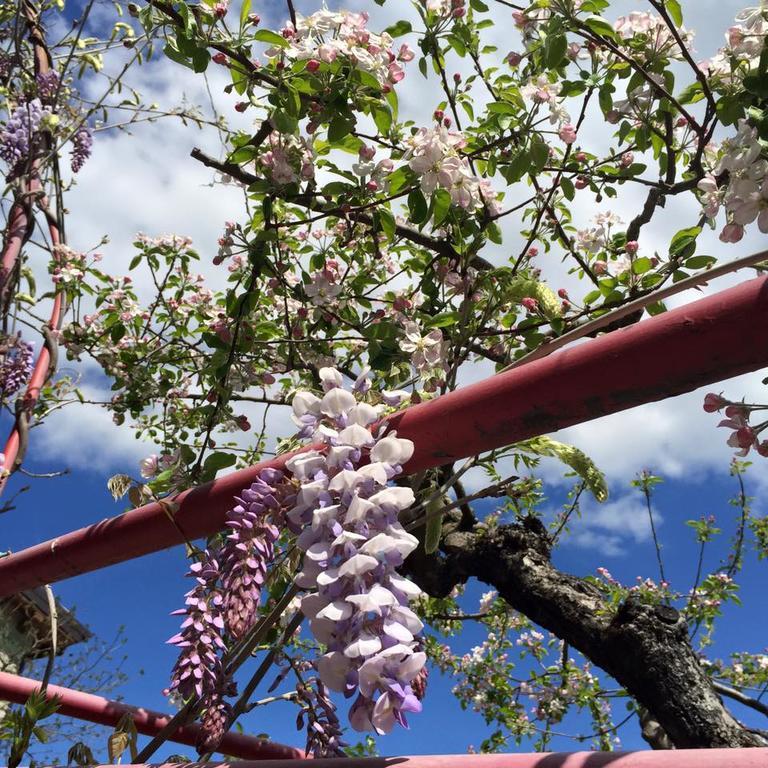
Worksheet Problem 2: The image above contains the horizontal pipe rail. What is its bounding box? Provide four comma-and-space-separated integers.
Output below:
0, 671, 304, 760
0, 275, 767, 597
28, 749, 768, 768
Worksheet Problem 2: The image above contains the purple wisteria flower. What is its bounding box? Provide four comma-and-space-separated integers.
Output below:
0, 334, 34, 397
220, 468, 291, 639
297, 677, 347, 757
166, 551, 227, 700
0, 99, 46, 170
70, 125, 92, 173
287, 367, 426, 735
196, 682, 236, 755
36, 70, 60, 104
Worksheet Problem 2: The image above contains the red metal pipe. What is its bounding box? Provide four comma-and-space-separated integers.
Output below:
0, 275, 766, 597
34, 750, 768, 768
0, 670, 304, 760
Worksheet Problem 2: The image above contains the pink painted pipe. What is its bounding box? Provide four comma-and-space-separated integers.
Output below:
1, 178, 65, 490
0, 275, 767, 597
33, 749, 768, 767
0, 670, 304, 760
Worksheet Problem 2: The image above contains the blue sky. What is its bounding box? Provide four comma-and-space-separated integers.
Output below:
2, 0, 768, 761
2, 451, 767, 760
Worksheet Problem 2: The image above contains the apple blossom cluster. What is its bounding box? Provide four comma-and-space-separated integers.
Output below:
404, 126, 500, 213
70, 125, 93, 173
0, 98, 48, 170
521, 76, 570, 127
703, 392, 768, 457
423, 0, 466, 19
400, 321, 447, 384
698, 120, 767, 243
0, 333, 34, 397
258, 131, 314, 186
703, 3, 768, 81
267, 10, 407, 91
285, 367, 427, 734
612, 11, 693, 60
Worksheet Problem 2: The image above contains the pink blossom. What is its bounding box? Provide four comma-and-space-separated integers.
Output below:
558, 124, 577, 144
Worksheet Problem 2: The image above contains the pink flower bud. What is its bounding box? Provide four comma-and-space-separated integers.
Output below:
620, 152, 634, 167
558, 123, 577, 145
234, 101, 248, 113
625, 240, 639, 255
433, 109, 444, 122
506, 51, 522, 67
306, 59, 321, 72
398, 43, 415, 62
593, 260, 607, 275
212, 52, 228, 65
558, 288, 569, 299
719, 223, 744, 243
521, 297, 538, 312
453, 73, 462, 84
703, 393, 727, 412
575, 175, 589, 189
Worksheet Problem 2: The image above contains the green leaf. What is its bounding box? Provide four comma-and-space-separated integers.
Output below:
407, 187, 428, 225
686, 254, 716, 270
372, 104, 392, 136
666, 0, 683, 26
584, 14, 618, 40
544, 33, 568, 69
203, 452, 237, 473
431, 188, 452, 226
529, 135, 549, 171
239, 0, 251, 29
520, 436, 608, 502
328, 114, 355, 142
384, 20, 412, 36
253, 29, 289, 47
669, 225, 701, 257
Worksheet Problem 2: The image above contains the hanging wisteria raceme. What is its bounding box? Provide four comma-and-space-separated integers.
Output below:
70, 125, 93, 173
166, 551, 227, 701
296, 676, 347, 757
0, 333, 34, 398
286, 367, 426, 735
220, 468, 291, 639
35, 70, 60, 104
0, 98, 48, 170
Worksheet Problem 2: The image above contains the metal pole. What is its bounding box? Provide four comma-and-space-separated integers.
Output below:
0, 670, 304, 760
0, 275, 766, 597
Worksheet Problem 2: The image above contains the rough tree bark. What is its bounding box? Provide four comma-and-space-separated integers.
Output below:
404, 510, 767, 749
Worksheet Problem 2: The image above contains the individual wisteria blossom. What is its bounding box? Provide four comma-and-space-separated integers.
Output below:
266, 9, 406, 91
220, 468, 289, 639
703, 392, 768, 457
286, 367, 426, 734
0, 333, 34, 397
70, 125, 93, 173
0, 98, 47, 170
404, 126, 501, 213
166, 551, 227, 700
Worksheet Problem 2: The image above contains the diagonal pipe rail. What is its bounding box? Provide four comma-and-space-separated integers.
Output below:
0, 670, 304, 760
0, 274, 767, 597
26, 749, 768, 768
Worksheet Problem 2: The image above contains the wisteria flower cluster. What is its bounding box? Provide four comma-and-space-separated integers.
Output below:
285, 367, 426, 734
267, 9, 406, 91
70, 125, 93, 173
166, 468, 290, 749
0, 98, 48, 171
405, 125, 500, 213
0, 333, 34, 397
